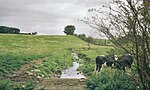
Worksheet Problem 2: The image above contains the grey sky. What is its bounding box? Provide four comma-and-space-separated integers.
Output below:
0, 0, 110, 37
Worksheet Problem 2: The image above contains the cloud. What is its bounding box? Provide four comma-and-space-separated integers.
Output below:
0, 0, 110, 36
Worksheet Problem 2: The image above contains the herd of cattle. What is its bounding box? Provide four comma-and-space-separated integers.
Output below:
95, 54, 133, 72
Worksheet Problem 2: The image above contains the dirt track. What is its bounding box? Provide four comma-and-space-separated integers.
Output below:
34, 78, 86, 90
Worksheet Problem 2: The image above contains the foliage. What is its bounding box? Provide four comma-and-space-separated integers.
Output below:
0, 80, 36, 90
86, 37, 94, 44
64, 25, 75, 35
86, 69, 140, 90
82, 0, 150, 89
79, 63, 94, 76
0, 51, 46, 76
0, 80, 13, 90
13, 81, 36, 90
0, 26, 20, 34
78, 34, 86, 40
76, 51, 95, 76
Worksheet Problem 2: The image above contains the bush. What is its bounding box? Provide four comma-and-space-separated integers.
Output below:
77, 53, 87, 59
0, 80, 36, 90
0, 52, 45, 77
77, 52, 94, 76
79, 64, 94, 76
86, 69, 139, 90
13, 81, 36, 90
0, 80, 13, 90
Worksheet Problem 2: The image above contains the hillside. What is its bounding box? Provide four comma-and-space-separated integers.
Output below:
0, 34, 89, 54
0, 34, 88, 75
0, 34, 113, 89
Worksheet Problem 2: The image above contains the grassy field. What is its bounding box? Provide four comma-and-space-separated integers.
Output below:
0, 34, 114, 89
0, 34, 113, 77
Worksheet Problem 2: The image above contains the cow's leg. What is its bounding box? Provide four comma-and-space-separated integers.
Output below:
95, 64, 102, 76
128, 65, 132, 72
98, 65, 102, 72
94, 64, 99, 75
94, 65, 96, 75
123, 67, 126, 72
96, 64, 99, 72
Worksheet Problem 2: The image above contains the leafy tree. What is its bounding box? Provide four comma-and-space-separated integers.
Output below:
64, 25, 75, 35
82, 0, 150, 89
78, 34, 86, 40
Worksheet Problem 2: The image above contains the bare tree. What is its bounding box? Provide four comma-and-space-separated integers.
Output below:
82, 0, 150, 89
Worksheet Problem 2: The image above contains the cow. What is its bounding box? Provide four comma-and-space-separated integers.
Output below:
95, 55, 116, 73
95, 56, 107, 72
105, 55, 116, 67
114, 54, 133, 72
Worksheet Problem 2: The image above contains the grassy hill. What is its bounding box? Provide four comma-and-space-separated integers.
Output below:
0, 34, 113, 77
0, 34, 114, 89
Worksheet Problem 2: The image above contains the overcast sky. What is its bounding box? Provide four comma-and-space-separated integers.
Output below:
0, 0, 110, 37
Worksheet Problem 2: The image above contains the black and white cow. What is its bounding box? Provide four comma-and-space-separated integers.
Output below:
114, 54, 133, 72
105, 55, 116, 67
95, 56, 106, 72
95, 55, 115, 72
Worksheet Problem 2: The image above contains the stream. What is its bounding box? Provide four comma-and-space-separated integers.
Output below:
60, 53, 86, 79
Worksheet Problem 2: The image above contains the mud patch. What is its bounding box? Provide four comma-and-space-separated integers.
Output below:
34, 78, 86, 90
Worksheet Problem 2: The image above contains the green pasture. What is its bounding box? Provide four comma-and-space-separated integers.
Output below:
0, 34, 113, 77
2, 34, 137, 90
79, 46, 113, 59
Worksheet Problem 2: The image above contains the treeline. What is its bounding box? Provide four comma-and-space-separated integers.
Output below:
74, 34, 112, 46
63, 25, 112, 46
0, 26, 37, 35
0, 26, 20, 34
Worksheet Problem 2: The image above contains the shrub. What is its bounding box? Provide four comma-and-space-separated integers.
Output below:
13, 81, 36, 90
83, 64, 94, 76
78, 53, 87, 59
0, 80, 13, 90
86, 69, 139, 90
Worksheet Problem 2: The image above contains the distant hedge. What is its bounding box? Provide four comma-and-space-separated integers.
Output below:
0, 26, 20, 34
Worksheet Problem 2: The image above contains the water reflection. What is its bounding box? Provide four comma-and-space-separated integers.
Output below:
60, 62, 86, 79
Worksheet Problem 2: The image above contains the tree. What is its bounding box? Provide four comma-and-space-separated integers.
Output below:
82, 0, 150, 89
9, 27, 20, 34
64, 25, 75, 35
78, 34, 86, 40
0, 26, 20, 34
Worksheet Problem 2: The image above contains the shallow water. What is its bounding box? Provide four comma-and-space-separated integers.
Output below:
60, 53, 86, 79
60, 62, 86, 79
